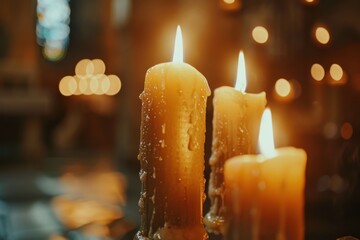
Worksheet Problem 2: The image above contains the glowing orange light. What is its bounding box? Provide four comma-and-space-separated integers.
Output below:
315, 26, 330, 45
311, 63, 325, 81
101, 76, 110, 93
59, 76, 75, 96
93, 75, 107, 95
75, 59, 91, 77
252, 26, 269, 44
330, 64, 343, 81
89, 76, 100, 94
106, 75, 122, 96
79, 77, 88, 94
92, 59, 106, 75
219, 0, 241, 11
68, 77, 77, 94
61, 59, 121, 96
275, 78, 291, 97
73, 76, 82, 95
303, 0, 319, 6
341, 122, 353, 140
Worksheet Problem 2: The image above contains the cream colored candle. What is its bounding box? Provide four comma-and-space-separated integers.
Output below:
224, 109, 307, 240
135, 26, 210, 240
205, 52, 266, 233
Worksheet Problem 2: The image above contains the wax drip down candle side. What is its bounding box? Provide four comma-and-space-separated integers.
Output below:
135, 26, 211, 240
204, 51, 266, 234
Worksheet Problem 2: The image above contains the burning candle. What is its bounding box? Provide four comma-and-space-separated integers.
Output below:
135, 26, 210, 240
204, 51, 266, 233
224, 109, 307, 239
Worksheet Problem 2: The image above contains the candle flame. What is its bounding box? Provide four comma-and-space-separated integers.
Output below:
258, 108, 276, 158
235, 51, 247, 93
172, 25, 183, 63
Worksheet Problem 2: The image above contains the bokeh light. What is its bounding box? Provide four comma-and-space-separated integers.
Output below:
90, 76, 100, 94
59, 76, 75, 96
273, 78, 301, 102
92, 59, 106, 75
328, 63, 347, 85
37, 0, 70, 61
76, 59, 92, 77
323, 121, 337, 139
303, 0, 319, 5
59, 59, 122, 96
219, 0, 241, 11
329, 64, 343, 81
106, 75, 122, 96
43, 43, 66, 61
311, 63, 325, 81
252, 26, 269, 44
68, 77, 77, 94
101, 76, 111, 94
73, 76, 82, 95
340, 122, 353, 140
94, 75, 108, 95
315, 26, 330, 45
275, 78, 291, 97
79, 77, 89, 95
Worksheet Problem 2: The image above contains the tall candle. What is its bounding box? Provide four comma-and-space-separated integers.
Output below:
224, 109, 307, 239
135, 26, 210, 240
204, 51, 266, 233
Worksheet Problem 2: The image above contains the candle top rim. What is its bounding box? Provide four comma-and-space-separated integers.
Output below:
225, 146, 307, 164
145, 62, 211, 96
213, 86, 266, 95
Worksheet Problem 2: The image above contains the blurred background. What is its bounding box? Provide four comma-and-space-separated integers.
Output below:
0, 0, 360, 239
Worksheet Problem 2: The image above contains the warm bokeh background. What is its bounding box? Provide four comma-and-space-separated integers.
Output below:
0, 0, 360, 239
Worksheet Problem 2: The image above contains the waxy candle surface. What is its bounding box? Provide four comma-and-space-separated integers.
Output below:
205, 53, 266, 233
223, 109, 306, 240
224, 147, 307, 240
136, 62, 210, 240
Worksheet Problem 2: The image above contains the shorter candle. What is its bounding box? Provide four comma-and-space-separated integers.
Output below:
205, 51, 266, 233
224, 109, 307, 240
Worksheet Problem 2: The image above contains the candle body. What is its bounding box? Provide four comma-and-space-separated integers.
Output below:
136, 62, 210, 240
205, 86, 266, 233
224, 147, 307, 240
